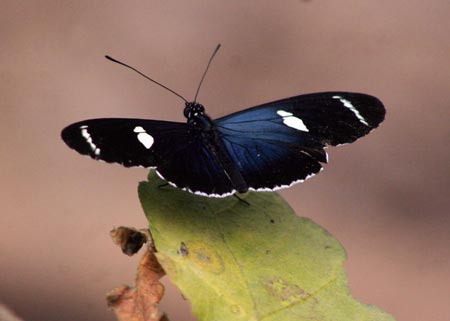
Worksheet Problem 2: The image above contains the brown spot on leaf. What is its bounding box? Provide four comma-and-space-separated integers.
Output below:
264, 277, 311, 305
188, 243, 225, 274
178, 242, 189, 256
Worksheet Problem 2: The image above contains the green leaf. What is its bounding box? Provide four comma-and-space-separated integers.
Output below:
138, 172, 396, 321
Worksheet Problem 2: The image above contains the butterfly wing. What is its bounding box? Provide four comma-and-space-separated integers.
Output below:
155, 137, 236, 197
62, 118, 188, 167
61, 118, 234, 196
215, 92, 385, 191
62, 92, 385, 196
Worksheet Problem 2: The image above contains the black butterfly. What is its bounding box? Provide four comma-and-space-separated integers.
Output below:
62, 46, 385, 197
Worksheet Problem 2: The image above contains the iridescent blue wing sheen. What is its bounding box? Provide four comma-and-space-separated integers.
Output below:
214, 92, 385, 191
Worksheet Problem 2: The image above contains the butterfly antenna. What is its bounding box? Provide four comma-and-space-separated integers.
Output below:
105, 55, 188, 103
194, 44, 221, 102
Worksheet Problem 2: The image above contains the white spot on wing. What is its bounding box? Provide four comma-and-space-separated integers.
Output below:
80, 126, 101, 156
134, 126, 154, 149
133, 126, 145, 133
277, 110, 309, 132
332, 96, 369, 126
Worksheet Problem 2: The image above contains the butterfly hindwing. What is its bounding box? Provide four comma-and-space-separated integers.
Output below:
219, 133, 325, 191
156, 138, 235, 197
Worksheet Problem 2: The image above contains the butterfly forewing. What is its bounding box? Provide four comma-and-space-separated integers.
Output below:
216, 92, 385, 146
61, 119, 188, 168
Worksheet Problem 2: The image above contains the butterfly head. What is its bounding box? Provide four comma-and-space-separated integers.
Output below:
184, 102, 205, 119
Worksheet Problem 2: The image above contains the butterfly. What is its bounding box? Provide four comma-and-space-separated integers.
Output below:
62, 45, 385, 198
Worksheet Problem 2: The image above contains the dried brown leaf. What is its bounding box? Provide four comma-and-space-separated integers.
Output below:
107, 248, 166, 321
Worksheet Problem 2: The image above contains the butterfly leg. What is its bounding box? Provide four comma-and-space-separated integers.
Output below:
233, 194, 250, 206
158, 182, 170, 190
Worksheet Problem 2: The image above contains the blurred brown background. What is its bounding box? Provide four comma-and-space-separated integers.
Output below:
1, 1, 449, 321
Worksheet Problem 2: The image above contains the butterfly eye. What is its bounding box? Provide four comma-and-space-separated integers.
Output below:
195, 104, 205, 114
